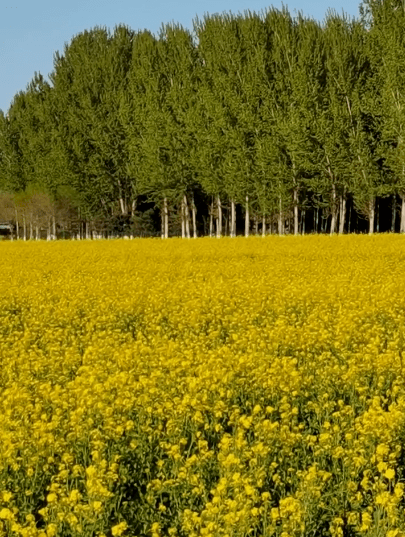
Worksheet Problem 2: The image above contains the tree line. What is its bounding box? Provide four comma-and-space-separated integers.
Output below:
0, 0, 404, 239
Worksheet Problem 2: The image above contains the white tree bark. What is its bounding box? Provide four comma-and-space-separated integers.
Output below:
209, 200, 213, 237
245, 195, 249, 237
369, 198, 375, 235
15, 209, 19, 239
400, 195, 405, 233
181, 198, 185, 239
191, 196, 197, 238
118, 179, 127, 216
230, 199, 236, 238
119, 197, 126, 215
164, 197, 169, 239
293, 189, 299, 235
262, 215, 266, 237
52, 215, 56, 240
184, 195, 190, 239
330, 183, 337, 235
216, 196, 222, 238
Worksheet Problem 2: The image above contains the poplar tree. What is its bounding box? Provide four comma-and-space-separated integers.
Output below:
158, 24, 199, 238
317, 13, 355, 234
365, 0, 405, 232
126, 30, 177, 238
265, 9, 317, 235
195, 13, 257, 237
236, 12, 273, 236
51, 25, 134, 235
0, 110, 21, 194
122, 30, 162, 234
3, 5, 405, 237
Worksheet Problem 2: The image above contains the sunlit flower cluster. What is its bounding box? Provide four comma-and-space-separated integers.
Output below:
1, 235, 405, 536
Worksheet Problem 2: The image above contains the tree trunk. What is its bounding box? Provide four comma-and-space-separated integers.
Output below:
209, 199, 213, 237
29, 220, 33, 240
164, 197, 169, 239
184, 195, 190, 239
131, 199, 137, 217
47, 219, 51, 241
348, 202, 352, 234
230, 199, 236, 238
35, 226, 39, 240
400, 195, 405, 233
216, 196, 222, 238
15, 209, 19, 239
369, 198, 375, 235
278, 196, 283, 235
262, 215, 266, 237
330, 184, 337, 235
77, 209, 81, 240
293, 188, 299, 235
86, 221, 90, 240
302, 210, 306, 235
253, 215, 258, 235
52, 215, 56, 240
117, 177, 127, 216
315, 208, 319, 233
339, 193, 346, 234
392, 194, 397, 232
181, 198, 185, 239
245, 196, 249, 237
119, 198, 126, 215
191, 196, 197, 238
23, 215, 27, 241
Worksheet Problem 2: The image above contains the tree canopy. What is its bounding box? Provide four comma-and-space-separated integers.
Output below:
1, 4, 405, 238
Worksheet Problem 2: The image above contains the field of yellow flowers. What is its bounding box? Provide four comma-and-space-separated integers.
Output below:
1, 235, 405, 537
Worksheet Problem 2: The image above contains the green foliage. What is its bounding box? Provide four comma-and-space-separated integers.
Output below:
1, 5, 405, 235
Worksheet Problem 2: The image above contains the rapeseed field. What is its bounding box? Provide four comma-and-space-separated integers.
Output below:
1, 235, 405, 537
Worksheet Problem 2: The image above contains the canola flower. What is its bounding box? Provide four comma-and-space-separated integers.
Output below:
1, 235, 405, 536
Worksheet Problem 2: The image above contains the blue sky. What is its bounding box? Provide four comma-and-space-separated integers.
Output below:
0, 0, 361, 114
